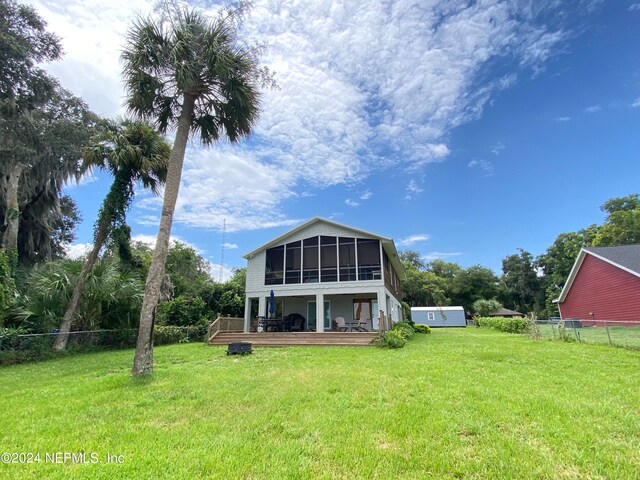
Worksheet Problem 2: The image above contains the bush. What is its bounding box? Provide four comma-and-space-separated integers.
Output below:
0, 326, 26, 350
379, 329, 407, 348
392, 321, 415, 339
153, 325, 206, 346
475, 316, 527, 334
413, 324, 432, 334
157, 296, 210, 328
472, 299, 502, 317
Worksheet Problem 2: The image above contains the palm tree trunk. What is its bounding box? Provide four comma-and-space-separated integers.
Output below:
2, 162, 24, 257
52, 216, 109, 351
132, 94, 195, 376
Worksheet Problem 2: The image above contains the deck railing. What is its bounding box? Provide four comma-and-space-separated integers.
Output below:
207, 316, 245, 342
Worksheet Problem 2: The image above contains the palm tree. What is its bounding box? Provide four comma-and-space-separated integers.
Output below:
52, 120, 170, 351
122, 3, 267, 375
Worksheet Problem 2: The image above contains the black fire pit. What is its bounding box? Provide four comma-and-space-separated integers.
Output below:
226, 342, 253, 355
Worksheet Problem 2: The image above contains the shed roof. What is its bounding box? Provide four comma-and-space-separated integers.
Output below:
411, 306, 464, 311
489, 308, 524, 316
556, 244, 640, 303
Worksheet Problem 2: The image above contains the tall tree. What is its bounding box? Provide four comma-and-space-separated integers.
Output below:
122, 2, 270, 375
499, 248, 544, 313
451, 265, 499, 314
593, 194, 640, 246
1, 82, 98, 265
0, 0, 61, 260
53, 120, 170, 351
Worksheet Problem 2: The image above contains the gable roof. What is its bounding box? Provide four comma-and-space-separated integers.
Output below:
242, 217, 405, 279
489, 307, 524, 317
555, 244, 640, 303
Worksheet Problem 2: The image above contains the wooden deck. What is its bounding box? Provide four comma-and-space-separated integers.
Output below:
209, 332, 378, 347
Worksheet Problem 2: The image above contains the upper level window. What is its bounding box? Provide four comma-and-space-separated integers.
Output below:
285, 241, 301, 284
303, 236, 319, 283
265, 245, 284, 285
357, 239, 381, 280
339, 237, 356, 281
321, 236, 337, 282
263, 235, 385, 285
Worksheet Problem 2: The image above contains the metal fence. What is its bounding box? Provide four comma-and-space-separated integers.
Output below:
0, 326, 208, 365
534, 318, 640, 350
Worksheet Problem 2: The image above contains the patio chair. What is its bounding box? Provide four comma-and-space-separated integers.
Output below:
352, 317, 369, 332
288, 313, 306, 332
335, 316, 350, 332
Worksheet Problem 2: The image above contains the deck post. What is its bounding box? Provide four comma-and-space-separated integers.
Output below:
243, 297, 251, 333
316, 292, 325, 332
258, 296, 266, 319
377, 288, 387, 330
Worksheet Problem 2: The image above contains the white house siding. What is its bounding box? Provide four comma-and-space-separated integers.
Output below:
243, 219, 405, 332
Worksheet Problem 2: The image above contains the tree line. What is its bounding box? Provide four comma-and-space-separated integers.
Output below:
400, 193, 640, 318
0, 0, 266, 374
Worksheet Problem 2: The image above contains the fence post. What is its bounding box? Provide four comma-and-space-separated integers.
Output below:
604, 318, 613, 346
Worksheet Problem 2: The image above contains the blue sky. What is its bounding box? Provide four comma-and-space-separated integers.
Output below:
29, 0, 640, 279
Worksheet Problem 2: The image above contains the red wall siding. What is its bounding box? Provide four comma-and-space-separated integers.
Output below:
559, 254, 640, 325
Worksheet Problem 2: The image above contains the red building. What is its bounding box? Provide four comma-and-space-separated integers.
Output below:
556, 245, 640, 326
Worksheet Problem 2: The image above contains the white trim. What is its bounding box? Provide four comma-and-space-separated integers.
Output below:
242, 217, 405, 281
243, 217, 390, 258
556, 248, 640, 303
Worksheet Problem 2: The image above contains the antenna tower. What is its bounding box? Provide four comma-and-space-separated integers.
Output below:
219, 218, 226, 282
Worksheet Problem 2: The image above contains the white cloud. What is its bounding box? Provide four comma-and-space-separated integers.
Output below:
207, 262, 235, 283
405, 179, 424, 200
556, 116, 571, 122
130, 234, 205, 254
468, 159, 494, 176
397, 234, 430, 247
629, 3, 640, 11
632, 97, 640, 108
29, 0, 590, 232
422, 251, 463, 261
345, 198, 360, 207
585, 105, 601, 113
359, 190, 373, 201
491, 141, 506, 155
64, 242, 93, 259
222, 243, 238, 250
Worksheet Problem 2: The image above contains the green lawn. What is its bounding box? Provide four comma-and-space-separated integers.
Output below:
1, 329, 639, 479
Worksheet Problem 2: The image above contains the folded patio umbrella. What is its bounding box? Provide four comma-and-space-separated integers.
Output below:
269, 290, 275, 318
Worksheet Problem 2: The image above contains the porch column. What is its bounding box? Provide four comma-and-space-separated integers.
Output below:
258, 295, 266, 319
377, 288, 388, 330
316, 292, 324, 332
243, 297, 251, 333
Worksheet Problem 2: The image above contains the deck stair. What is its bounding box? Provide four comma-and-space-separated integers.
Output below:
209, 332, 377, 347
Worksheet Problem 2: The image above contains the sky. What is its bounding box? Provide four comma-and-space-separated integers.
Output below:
26, 0, 640, 280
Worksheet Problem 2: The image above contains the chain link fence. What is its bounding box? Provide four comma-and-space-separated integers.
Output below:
535, 318, 640, 350
0, 325, 208, 365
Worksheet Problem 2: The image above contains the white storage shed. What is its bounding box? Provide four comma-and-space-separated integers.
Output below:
411, 306, 466, 327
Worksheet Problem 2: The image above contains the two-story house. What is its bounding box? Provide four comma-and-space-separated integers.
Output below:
242, 218, 405, 333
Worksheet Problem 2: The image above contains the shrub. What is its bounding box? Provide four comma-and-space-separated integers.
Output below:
392, 321, 415, 339
472, 299, 502, 317
157, 295, 210, 327
0, 326, 26, 350
413, 324, 432, 334
153, 325, 206, 346
379, 329, 407, 349
475, 316, 528, 334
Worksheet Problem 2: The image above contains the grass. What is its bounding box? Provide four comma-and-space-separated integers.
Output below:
1, 329, 639, 479
538, 324, 640, 349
